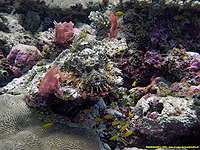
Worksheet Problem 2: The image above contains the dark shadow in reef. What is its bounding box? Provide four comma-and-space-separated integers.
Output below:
143, 125, 200, 146
40, 94, 97, 120
119, 1, 200, 53
10, 1, 99, 33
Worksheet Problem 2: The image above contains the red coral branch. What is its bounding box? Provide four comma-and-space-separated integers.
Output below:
109, 12, 118, 39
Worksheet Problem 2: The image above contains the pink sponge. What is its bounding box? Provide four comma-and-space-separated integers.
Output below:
38, 65, 64, 97
54, 21, 75, 44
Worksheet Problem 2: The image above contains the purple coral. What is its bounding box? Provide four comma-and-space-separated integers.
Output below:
54, 21, 75, 44
149, 25, 172, 50
144, 51, 164, 69
7, 44, 41, 77
187, 59, 200, 71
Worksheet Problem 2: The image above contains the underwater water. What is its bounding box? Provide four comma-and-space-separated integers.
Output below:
0, 0, 200, 149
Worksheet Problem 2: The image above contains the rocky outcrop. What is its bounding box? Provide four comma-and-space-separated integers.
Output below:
134, 95, 200, 145
0, 13, 36, 53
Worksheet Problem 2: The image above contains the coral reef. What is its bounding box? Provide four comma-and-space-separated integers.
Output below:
134, 95, 200, 145
0, 0, 200, 150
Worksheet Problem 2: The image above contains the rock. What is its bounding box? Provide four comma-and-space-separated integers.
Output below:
133, 95, 200, 145
99, 142, 112, 150
0, 15, 9, 32
187, 52, 200, 59
150, 77, 172, 97
4, 14, 24, 33
0, 0, 129, 15
106, 108, 126, 118
0, 13, 36, 53
90, 98, 107, 117
41, 0, 124, 10
7, 44, 42, 77
23, 11, 41, 32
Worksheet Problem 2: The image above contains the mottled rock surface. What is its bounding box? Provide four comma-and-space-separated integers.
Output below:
134, 95, 200, 145
0, 13, 36, 53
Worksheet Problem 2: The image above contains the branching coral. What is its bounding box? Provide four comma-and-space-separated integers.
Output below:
89, 9, 119, 39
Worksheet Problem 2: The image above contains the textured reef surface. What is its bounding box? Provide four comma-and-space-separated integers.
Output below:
0, 0, 200, 150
